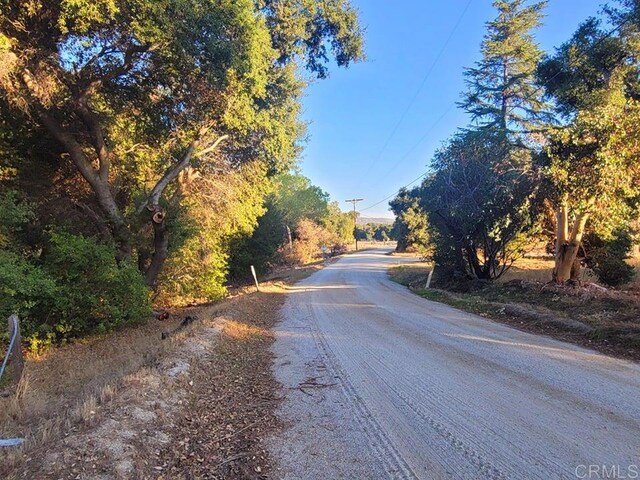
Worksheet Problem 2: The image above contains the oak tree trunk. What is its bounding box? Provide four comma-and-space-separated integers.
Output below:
144, 206, 169, 288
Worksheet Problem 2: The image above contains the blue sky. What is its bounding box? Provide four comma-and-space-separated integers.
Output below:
298, 0, 604, 218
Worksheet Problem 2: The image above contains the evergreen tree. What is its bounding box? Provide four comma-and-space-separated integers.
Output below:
459, 0, 549, 144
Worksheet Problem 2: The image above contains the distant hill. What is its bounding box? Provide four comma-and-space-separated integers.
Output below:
356, 216, 394, 226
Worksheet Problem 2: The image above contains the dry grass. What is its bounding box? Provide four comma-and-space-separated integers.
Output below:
498, 256, 604, 284
626, 257, 640, 290
156, 281, 289, 479
0, 314, 184, 473
389, 257, 640, 361
345, 240, 396, 252
0, 264, 320, 478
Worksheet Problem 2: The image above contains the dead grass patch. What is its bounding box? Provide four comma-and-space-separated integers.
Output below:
389, 262, 640, 362
0, 265, 318, 479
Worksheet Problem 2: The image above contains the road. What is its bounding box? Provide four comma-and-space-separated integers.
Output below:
268, 249, 640, 479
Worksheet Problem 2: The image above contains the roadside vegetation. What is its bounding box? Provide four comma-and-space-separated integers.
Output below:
390, 0, 640, 360
393, 0, 640, 287
390, 261, 640, 360
0, 264, 322, 478
0, 0, 365, 352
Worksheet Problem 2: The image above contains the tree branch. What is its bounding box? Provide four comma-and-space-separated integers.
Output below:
73, 101, 110, 181
78, 43, 154, 100
138, 134, 229, 213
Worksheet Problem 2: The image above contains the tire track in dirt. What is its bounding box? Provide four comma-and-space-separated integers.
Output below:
269, 249, 640, 479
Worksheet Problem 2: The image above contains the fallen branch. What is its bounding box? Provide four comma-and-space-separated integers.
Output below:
213, 452, 247, 470
161, 315, 197, 340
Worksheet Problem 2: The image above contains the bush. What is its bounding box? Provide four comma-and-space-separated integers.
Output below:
0, 231, 151, 353
585, 231, 635, 287
0, 250, 57, 328
42, 231, 151, 334
157, 233, 229, 305
279, 219, 336, 265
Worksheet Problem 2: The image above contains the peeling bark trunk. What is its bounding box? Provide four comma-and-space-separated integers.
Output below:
286, 224, 293, 250
553, 201, 590, 284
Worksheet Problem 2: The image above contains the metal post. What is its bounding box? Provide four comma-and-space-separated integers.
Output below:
8, 315, 23, 383
250, 265, 260, 292
425, 268, 434, 289
345, 198, 364, 251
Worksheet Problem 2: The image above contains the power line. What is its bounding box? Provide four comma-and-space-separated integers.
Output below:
368, 104, 454, 190
354, 0, 473, 190
360, 11, 633, 215
359, 172, 429, 213
345, 198, 365, 250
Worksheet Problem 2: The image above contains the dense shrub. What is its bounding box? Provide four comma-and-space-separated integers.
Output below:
279, 219, 339, 265
585, 231, 635, 287
0, 230, 151, 353
0, 250, 57, 326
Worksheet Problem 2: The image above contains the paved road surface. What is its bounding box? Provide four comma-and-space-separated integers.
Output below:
268, 249, 640, 479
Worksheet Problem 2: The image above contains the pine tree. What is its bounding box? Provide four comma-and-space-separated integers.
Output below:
459, 0, 549, 142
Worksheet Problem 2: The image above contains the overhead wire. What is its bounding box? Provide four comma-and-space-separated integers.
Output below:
359, 12, 634, 214
353, 0, 473, 190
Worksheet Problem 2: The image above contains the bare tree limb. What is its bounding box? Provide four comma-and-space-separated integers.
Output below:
138, 134, 228, 213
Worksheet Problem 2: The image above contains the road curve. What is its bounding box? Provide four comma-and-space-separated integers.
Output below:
268, 249, 640, 479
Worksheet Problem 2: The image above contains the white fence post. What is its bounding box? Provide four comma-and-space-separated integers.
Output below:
250, 265, 260, 292
425, 268, 434, 289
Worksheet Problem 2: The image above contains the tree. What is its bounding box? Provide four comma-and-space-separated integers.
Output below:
0, 0, 363, 288
413, 0, 547, 280
420, 131, 537, 279
323, 202, 356, 243
459, 0, 549, 144
538, 13, 640, 283
228, 172, 349, 278
389, 187, 429, 252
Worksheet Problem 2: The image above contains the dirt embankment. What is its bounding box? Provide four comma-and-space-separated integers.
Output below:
1, 266, 319, 479
390, 263, 640, 362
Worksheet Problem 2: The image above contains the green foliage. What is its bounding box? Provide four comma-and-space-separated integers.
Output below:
0, 231, 151, 353
389, 188, 429, 252
0, 250, 57, 324
0, 189, 151, 352
262, 0, 365, 78
394, 0, 548, 281
418, 131, 536, 280
323, 202, 356, 243
354, 222, 394, 242
537, 17, 630, 116
539, 9, 640, 274
229, 172, 352, 277
459, 0, 549, 139
0, 189, 34, 247
271, 173, 330, 225
43, 231, 151, 333
158, 162, 271, 304
0, 0, 364, 299
584, 230, 635, 287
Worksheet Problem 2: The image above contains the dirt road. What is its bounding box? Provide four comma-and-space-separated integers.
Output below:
269, 249, 640, 479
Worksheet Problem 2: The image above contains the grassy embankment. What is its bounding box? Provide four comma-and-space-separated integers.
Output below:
389, 256, 640, 361
0, 263, 323, 479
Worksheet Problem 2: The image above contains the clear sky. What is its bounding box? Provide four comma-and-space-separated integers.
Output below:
298, 0, 605, 218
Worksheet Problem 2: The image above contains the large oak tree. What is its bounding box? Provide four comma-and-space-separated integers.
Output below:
0, 0, 363, 286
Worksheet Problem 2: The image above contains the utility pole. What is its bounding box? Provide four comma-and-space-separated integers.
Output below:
345, 198, 364, 251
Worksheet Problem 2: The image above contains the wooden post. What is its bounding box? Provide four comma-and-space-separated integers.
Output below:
286, 225, 293, 250
8, 315, 23, 384
250, 265, 260, 292
425, 268, 434, 289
